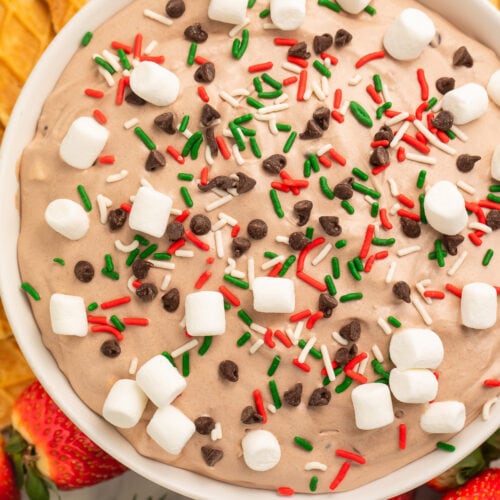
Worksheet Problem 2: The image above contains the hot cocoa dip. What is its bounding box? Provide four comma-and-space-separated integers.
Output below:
17, 0, 500, 494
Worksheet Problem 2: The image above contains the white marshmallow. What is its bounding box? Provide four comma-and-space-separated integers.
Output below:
241, 430, 281, 471
270, 0, 306, 31
129, 61, 179, 106
49, 293, 88, 336
441, 83, 489, 125
336, 0, 371, 15
128, 186, 172, 238
461, 282, 497, 330
185, 291, 226, 336
424, 181, 468, 235
420, 401, 466, 434
383, 9, 435, 61
491, 144, 500, 181
389, 328, 444, 370
252, 277, 295, 313
146, 405, 195, 455
351, 383, 394, 430
136, 354, 186, 407
389, 368, 438, 404
102, 379, 148, 428
488, 70, 500, 106
208, 0, 247, 25
45, 199, 89, 240
59, 117, 109, 169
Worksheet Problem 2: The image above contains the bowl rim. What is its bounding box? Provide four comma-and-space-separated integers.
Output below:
0, 1, 499, 498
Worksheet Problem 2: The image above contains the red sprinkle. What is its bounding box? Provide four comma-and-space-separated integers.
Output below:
194, 55, 209, 65
320, 52, 339, 65
283, 76, 298, 86
329, 148, 347, 166
215, 135, 231, 159
122, 317, 149, 326
415, 131, 428, 145
397, 146, 406, 162
277, 487, 295, 497
99, 155, 116, 164
175, 209, 190, 223
206, 257, 215, 264
166, 145, 185, 164
297, 271, 327, 292
274, 330, 292, 348
287, 55, 308, 68
345, 369, 368, 384
248, 61, 273, 73
372, 163, 390, 175
417, 68, 429, 101
468, 232, 483, 246
292, 358, 311, 372
85, 88, 104, 98
379, 208, 393, 230
318, 154, 332, 167
479, 199, 500, 210
93, 109, 107, 125
334, 88, 342, 109
197, 86, 210, 102
427, 112, 437, 134
402, 134, 431, 154
194, 270, 212, 289
306, 311, 324, 330
274, 37, 297, 46
397, 194, 415, 209
120, 203, 132, 213
91, 325, 123, 341
219, 285, 240, 306
415, 101, 428, 121
436, 130, 450, 144
253, 389, 267, 423
329, 461, 351, 491
231, 224, 241, 238
345, 352, 368, 372
359, 224, 375, 259
297, 70, 308, 101
111, 41, 132, 53
335, 449, 367, 465
200, 166, 209, 186
483, 379, 500, 387
364, 255, 376, 273
371, 140, 390, 148
133, 33, 143, 59
132, 280, 142, 288
289, 309, 312, 322
355, 50, 385, 69
297, 237, 325, 272
423, 290, 445, 299
399, 424, 407, 450
331, 110, 344, 123
375, 250, 389, 260
445, 283, 462, 298
271, 182, 291, 193
366, 84, 382, 104
268, 262, 283, 277
101, 296, 131, 310
185, 230, 210, 251
264, 329, 276, 348
167, 238, 186, 255
140, 55, 165, 64
397, 209, 420, 221
87, 315, 108, 325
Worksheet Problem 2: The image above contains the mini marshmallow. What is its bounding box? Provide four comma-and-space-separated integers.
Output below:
491, 144, 500, 181
488, 70, 500, 106
420, 401, 466, 434
441, 83, 489, 125
59, 117, 109, 169
49, 293, 88, 336
252, 277, 295, 313
45, 199, 89, 240
102, 379, 148, 429
185, 291, 226, 336
128, 186, 172, 238
242, 430, 281, 471
389, 328, 444, 370
351, 383, 394, 430
270, 0, 306, 31
129, 61, 180, 106
389, 368, 438, 404
336, 0, 371, 15
423, 181, 468, 235
383, 9, 435, 61
136, 354, 186, 407
461, 282, 497, 329
146, 405, 195, 455
207, 0, 247, 25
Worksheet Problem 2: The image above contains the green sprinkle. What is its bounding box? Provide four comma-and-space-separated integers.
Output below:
331, 257, 340, 279
182, 131, 203, 157
189, 134, 203, 160
364, 5, 376, 15
436, 442, 456, 452
309, 154, 320, 173
21, 282, 40, 301
237, 331, 252, 346
259, 8, 270, 17
305, 227, 314, 239
87, 302, 98, 312
283, 131, 297, 153
140, 244, 158, 259
269, 380, 282, 409
110, 315, 125, 332
235, 29, 250, 59
238, 310, 253, 326
264, 251, 278, 259
350, 101, 373, 128
182, 352, 190, 377
353, 257, 364, 272
313, 60, 331, 78
232, 38, 241, 58
417, 169, 427, 189
77, 184, 92, 211
246, 96, 264, 109
428, 250, 448, 260
340, 292, 363, 303
373, 74, 382, 93
351, 181, 381, 199
224, 301, 231, 311
276, 123, 292, 132
101, 268, 119, 280
483, 248, 494, 266
487, 193, 500, 203
319, 176, 335, 200
247, 0, 257, 7
104, 253, 114, 272
323, 367, 344, 385
126, 248, 140, 267
426, 97, 438, 111
187, 42, 197, 66
81, 31, 93, 46
325, 275, 337, 296
372, 237, 396, 246
134, 234, 149, 246
341, 200, 355, 215
435, 239, 446, 268
134, 127, 156, 150
258, 90, 283, 99
229, 121, 246, 151
352, 167, 369, 181
177, 173, 194, 182
268, 356, 281, 376
236, 127, 256, 138
348, 261, 362, 281
376, 102, 392, 120
310, 476, 319, 492
371, 359, 390, 379
153, 253, 171, 261
162, 351, 176, 367
261, 73, 283, 90
294, 436, 313, 451
304, 159, 312, 178
94, 56, 115, 74
179, 115, 190, 132
388, 316, 401, 328
335, 239, 347, 249
419, 194, 427, 223
224, 275, 249, 289
298, 339, 322, 359
180, 186, 194, 208
375, 377, 389, 384
253, 76, 263, 93
371, 202, 380, 218
335, 375, 353, 393
279, 255, 297, 277
318, 0, 341, 12
234, 113, 253, 125
445, 129, 456, 139
270, 189, 285, 218
53, 258, 65, 266
489, 185, 500, 192
249, 137, 262, 158
117, 48, 131, 70
197, 336, 213, 356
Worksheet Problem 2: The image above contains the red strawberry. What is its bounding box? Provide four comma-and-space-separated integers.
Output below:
6, 381, 126, 499
442, 468, 500, 499
0, 436, 20, 500
387, 490, 415, 500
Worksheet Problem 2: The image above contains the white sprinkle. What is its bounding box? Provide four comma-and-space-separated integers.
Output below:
205, 145, 214, 165
364, 195, 377, 205
124, 118, 139, 129
406, 152, 437, 165
174, 250, 194, 258
317, 143, 333, 157
259, 103, 290, 115
482, 396, 498, 421
211, 422, 222, 441
179, 315, 186, 329
381, 83, 392, 103
143, 9, 173, 26
332, 331, 348, 346
269, 119, 279, 135
140, 177, 153, 189
123, 69, 131, 77
230, 269, 246, 279
447, 250, 468, 277
98, 66, 115, 86
292, 321, 304, 345
413, 119, 456, 155
321, 76, 329, 97
390, 203, 401, 215
97, 194, 112, 224
263, 22, 278, 29
389, 121, 411, 148
348, 74, 362, 86
321, 345, 335, 382
412, 295, 433, 325
267, 404, 277, 414
106, 170, 128, 183
377, 317, 392, 335
261, 255, 285, 270
205, 194, 233, 212
102, 50, 121, 72
456, 180, 476, 195
248, 258, 255, 290
385, 112, 409, 127
182, 128, 193, 139
397, 245, 421, 257
225, 257, 236, 273
276, 235, 290, 245
254, 112, 276, 122
357, 355, 369, 375
282, 61, 302, 74
250, 323, 268, 335
298, 336, 317, 364
148, 260, 176, 270
388, 178, 400, 197
311, 243, 332, 266
312, 81, 326, 101
230, 88, 250, 97
218, 212, 237, 226
431, 99, 442, 112
229, 17, 250, 37
339, 100, 350, 116
128, 357, 139, 376
275, 93, 289, 104
215, 230, 224, 258
160, 272, 171, 291
232, 144, 245, 165
385, 261, 397, 283
450, 125, 468, 142
303, 87, 313, 101
144, 40, 158, 55
372, 344, 384, 363
469, 222, 492, 234
127, 275, 137, 293
416, 280, 432, 305
211, 219, 227, 232
170, 208, 183, 216
219, 91, 240, 107
115, 239, 139, 253
171, 339, 199, 358
305, 462, 328, 472
250, 338, 264, 354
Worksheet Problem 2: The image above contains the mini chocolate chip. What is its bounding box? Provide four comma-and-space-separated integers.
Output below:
161, 288, 180, 312
201, 446, 223, 467
262, 154, 286, 174
334, 347, 351, 366
395, 409, 405, 419
194, 62, 216, 83
190, 214, 211, 235
125, 91, 146, 106
240, 406, 263, 424
232, 237, 251, 258
318, 293, 338, 318
436, 77, 455, 95
335, 28, 352, 48
235, 172, 257, 194
313, 107, 330, 131
339, 319, 361, 342
145, 150, 166, 171
219, 360, 239, 382
288, 41, 310, 59
308, 387, 331, 407
431, 110, 454, 131
441, 234, 465, 255
165, 0, 185, 18
184, 23, 208, 43
393, 281, 411, 303
205, 127, 218, 155
400, 217, 421, 238
429, 32, 442, 48
200, 104, 221, 127
349, 344, 358, 359
486, 210, 500, 230
107, 208, 128, 231
195, 416, 216, 435
313, 33, 333, 54
299, 119, 323, 140
132, 259, 152, 280
370, 146, 390, 167
154, 112, 176, 134
166, 221, 185, 241
333, 182, 353, 200
319, 216, 342, 236
294, 200, 313, 226
100, 339, 121, 358
453, 46, 473, 67
136, 283, 158, 302
74, 261, 94, 283
456, 154, 481, 173
247, 219, 268, 240
283, 383, 302, 407
289, 232, 310, 251
374, 125, 394, 143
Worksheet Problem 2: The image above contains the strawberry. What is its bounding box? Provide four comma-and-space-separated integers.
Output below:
442, 468, 500, 499
6, 381, 126, 499
0, 436, 20, 500
387, 490, 415, 500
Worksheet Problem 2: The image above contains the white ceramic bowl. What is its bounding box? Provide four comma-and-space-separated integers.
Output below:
0, 1, 499, 498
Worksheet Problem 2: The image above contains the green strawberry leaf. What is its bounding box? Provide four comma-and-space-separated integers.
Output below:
455, 448, 486, 485
482, 429, 500, 465
43, 476, 61, 499
5, 430, 28, 455
25, 466, 49, 500
11, 452, 25, 489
